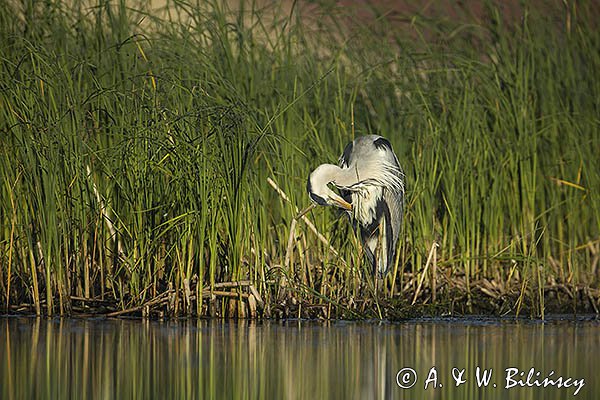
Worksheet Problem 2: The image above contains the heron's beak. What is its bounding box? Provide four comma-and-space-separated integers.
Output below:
332, 197, 352, 211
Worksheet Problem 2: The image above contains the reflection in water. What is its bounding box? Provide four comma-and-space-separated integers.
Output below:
1, 317, 598, 399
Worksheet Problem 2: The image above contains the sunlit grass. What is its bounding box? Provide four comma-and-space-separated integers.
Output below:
0, 0, 598, 318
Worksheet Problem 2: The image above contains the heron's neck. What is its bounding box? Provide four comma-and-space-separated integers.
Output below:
317, 164, 358, 188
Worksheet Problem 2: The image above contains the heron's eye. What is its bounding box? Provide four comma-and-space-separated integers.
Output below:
309, 192, 328, 206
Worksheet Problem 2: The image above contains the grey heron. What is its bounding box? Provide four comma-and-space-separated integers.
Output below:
306, 135, 405, 278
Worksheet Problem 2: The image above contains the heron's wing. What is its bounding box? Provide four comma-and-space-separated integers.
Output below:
382, 186, 404, 271
353, 186, 399, 277
338, 140, 354, 168
338, 140, 357, 204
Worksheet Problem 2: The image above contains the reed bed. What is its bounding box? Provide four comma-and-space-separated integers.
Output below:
0, 0, 598, 319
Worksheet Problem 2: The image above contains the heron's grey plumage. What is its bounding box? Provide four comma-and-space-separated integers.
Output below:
307, 135, 404, 278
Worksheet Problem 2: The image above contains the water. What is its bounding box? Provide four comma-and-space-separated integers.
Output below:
1, 316, 598, 399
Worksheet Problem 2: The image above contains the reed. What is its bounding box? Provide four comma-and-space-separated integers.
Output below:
0, 0, 598, 318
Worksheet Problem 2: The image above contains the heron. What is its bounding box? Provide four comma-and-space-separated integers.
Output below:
306, 135, 405, 279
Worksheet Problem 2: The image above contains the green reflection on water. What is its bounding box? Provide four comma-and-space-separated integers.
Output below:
1, 317, 598, 399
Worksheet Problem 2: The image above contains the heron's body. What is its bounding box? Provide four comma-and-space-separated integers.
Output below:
307, 135, 404, 278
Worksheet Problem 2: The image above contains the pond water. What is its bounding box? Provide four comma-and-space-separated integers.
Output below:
1, 316, 598, 399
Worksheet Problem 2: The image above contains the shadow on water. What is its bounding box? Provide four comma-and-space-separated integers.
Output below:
1, 316, 598, 399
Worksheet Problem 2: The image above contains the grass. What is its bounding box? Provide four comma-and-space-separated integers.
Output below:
0, 0, 598, 318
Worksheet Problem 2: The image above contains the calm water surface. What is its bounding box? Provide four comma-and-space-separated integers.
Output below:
1, 316, 598, 399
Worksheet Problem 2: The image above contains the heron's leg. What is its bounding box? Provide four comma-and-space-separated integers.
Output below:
374, 220, 386, 293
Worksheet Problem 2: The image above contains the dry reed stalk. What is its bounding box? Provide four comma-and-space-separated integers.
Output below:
412, 242, 438, 305
213, 280, 253, 288
5, 175, 17, 311
70, 296, 112, 304
585, 287, 599, 314
248, 294, 257, 318
105, 287, 254, 317
248, 285, 264, 309
204, 290, 250, 299
105, 290, 173, 317
183, 278, 192, 315
267, 177, 344, 262
284, 217, 298, 277
480, 284, 500, 300
28, 246, 40, 314
515, 278, 528, 317
431, 242, 437, 302
86, 165, 124, 260
36, 240, 52, 315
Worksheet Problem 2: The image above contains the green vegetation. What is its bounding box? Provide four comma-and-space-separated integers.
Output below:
1, 0, 598, 318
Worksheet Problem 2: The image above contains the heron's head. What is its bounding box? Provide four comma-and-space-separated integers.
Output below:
307, 164, 353, 211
